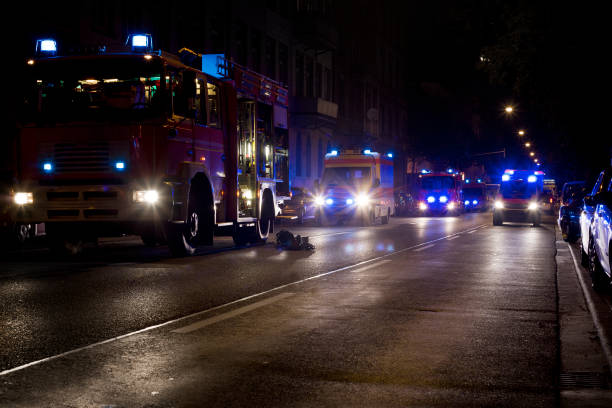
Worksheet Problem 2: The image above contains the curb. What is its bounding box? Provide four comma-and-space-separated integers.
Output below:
562, 228, 612, 379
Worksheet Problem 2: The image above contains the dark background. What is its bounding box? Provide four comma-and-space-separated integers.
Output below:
8, 1, 611, 188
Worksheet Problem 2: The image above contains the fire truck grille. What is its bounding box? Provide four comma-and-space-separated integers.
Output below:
53, 143, 111, 173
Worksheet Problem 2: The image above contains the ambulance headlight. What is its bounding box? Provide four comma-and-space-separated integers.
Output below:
528, 202, 538, 211
447, 202, 456, 210
494, 201, 504, 209
133, 190, 159, 204
355, 193, 370, 206
473, 200, 478, 205
314, 196, 325, 206
427, 196, 436, 203
14, 192, 34, 205
419, 202, 428, 211
465, 200, 470, 206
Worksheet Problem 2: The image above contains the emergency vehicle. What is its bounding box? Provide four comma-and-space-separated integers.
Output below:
462, 180, 488, 211
493, 169, 544, 226
13, 35, 289, 255
314, 148, 394, 225
416, 169, 464, 215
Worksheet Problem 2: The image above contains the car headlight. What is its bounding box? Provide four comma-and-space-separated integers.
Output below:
528, 202, 538, 210
14, 192, 34, 205
314, 196, 325, 206
494, 201, 504, 209
356, 193, 370, 207
133, 190, 159, 204
419, 202, 428, 210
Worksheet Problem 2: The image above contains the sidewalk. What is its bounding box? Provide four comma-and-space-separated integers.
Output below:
555, 227, 612, 407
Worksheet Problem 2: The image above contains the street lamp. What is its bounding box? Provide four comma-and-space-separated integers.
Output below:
530, 152, 535, 157
518, 130, 525, 136
525, 142, 531, 147
505, 106, 514, 114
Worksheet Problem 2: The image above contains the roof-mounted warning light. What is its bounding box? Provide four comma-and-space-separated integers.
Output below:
35, 39, 57, 57
127, 34, 153, 53
363, 149, 373, 155
325, 150, 338, 158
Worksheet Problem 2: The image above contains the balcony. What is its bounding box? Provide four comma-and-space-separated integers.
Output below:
290, 97, 338, 119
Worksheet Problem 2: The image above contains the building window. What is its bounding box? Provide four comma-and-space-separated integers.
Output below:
295, 132, 302, 176
295, 52, 304, 96
306, 133, 312, 177
264, 36, 276, 80
279, 43, 288, 85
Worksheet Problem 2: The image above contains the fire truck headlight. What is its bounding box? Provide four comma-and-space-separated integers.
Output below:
419, 202, 428, 211
134, 190, 159, 204
14, 192, 34, 205
314, 196, 325, 206
447, 202, 456, 210
494, 201, 504, 209
528, 202, 539, 211
355, 193, 370, 207
427, 196, 436, 203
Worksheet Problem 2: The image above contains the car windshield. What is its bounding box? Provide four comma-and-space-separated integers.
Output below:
562, 184, 586, 202
501, 180, 537, 199
322, 167, 371, 187
463, 187, 485, 198
21, 57, 165, 124
420, 176, 454, 190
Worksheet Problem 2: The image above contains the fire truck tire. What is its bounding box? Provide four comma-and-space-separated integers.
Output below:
255, 189, 275, 242
381, 208, 390, 224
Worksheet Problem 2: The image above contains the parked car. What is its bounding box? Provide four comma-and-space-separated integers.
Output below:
580, 167, 612, 268
558, 181, 587, 242
587, 178, 612, 290
277, 187, 316, 224
394, 191, 417, 216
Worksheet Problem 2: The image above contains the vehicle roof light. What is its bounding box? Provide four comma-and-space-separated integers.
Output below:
363, 149, 372, 155
36, 39, 57, 56
504, 169, 515, 174
327, 149, 338, 157
527, 175, 537, 183
128, 34, 153, 52
386, 152, 393, 158
115, 161, 125, 170
447, 168, 454, 173
43, 162, 53, 172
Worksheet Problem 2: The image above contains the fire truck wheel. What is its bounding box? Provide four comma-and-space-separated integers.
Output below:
166, 222, 197, 256
255, 190, 275, 242
381, 208, 390, 224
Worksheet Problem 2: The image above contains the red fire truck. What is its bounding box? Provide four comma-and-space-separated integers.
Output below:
13, 35, 289, 255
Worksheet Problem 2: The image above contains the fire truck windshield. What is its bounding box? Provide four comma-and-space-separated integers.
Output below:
463, 187, 485, 198
421, 176, 454, 190
322, 167, 371, 187
22, 57, 165, 124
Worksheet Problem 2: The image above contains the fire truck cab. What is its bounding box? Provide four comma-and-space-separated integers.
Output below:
13, 35, 288, 255
314, 149, 394, 226
416, 169, 464, 215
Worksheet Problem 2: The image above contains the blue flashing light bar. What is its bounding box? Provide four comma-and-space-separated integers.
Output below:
504, 169, 515, 174
115, 161, 126, 170
427, 196, 436, 203
421, 169, 431, 174
128, 34, 153, 52
386, 152, 393, 158
502, 174, 511, 181
439, 195, 448, 203
202, 54, 225, 79
473, 200, 478, 205
328, 150, 338, 156
36, 39, 57, 56
464, 200, 470, 206
363, 149, 372, 155
465, 179, 470, 183
346, 198, 354, 205
477, 179, 482, 183
527, 175, 537, 183
43, 162, 53, 172
447, 168, 454, 173
325, 198, 334, 205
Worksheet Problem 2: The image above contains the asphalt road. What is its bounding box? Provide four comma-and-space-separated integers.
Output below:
0, 212, 563, 406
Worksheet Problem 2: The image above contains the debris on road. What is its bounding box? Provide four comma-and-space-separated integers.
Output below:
275, 230, 315, 250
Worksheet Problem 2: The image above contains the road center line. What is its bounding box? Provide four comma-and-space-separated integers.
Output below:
173, 293, 294, 334
0, 222, 486, 377
348, 259, 391, 273
446, 235, 461, 240
467, 229, 478, 234
414, 244, 435, 252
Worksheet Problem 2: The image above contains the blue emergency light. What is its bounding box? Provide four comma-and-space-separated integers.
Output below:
421, 169, 431, 174
447, 168, 454, 174
427, 196, 436, 203
465, 179, 470, 183
36, 39, 57, 56
439, 195, 448, 203
464, 200, 470, 205
386, 152, 393, 158
115, 161, 126, 171
363, 149, 372, 155
527, 175, 537, 183
329, 150, 338, 156
42, 162, 53, 173
477, 179, 482, 183
502, 174, 510, 181
128, 34, 153, 52
473, 200, 478, 205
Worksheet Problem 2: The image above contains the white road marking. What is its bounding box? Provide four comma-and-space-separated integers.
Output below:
446, 235, 461, 240
173, 293, 294, 334
0, 222, 486, 377
414, 244, 435, 252
310, 231, 351, 238
467, 229, 478, 234
348, 259, 391, 274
